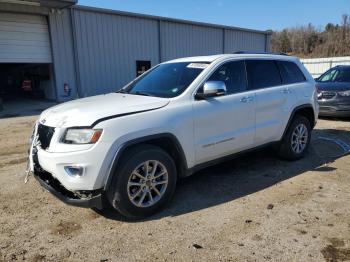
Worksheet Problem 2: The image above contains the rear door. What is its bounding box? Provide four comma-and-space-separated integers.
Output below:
246, 59, 296, 145
193, 60, 256, 164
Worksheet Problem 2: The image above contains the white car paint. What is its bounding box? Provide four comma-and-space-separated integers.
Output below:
30, 54, 318, 192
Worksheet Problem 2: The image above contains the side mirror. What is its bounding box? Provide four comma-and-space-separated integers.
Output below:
314, 77, 319, 81
196, 81, 227, 99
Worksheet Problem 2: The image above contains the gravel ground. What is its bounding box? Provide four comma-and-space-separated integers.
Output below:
0, 115, 349, 262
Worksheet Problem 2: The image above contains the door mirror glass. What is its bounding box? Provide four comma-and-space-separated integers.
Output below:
196, 81, 227, 99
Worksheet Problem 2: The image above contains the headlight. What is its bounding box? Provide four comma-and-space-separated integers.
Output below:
63, 129, 103, 144
338, 90, 350, 97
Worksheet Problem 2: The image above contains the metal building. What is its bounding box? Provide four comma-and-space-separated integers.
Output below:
0, 0, 271, 103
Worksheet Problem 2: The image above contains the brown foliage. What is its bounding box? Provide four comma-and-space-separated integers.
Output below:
271, 14, 350, 58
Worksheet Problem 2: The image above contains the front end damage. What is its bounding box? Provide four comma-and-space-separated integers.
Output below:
27, 123, 103, 209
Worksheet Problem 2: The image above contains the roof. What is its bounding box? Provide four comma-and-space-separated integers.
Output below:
165, 55, 223, 63
165, 53, 298, 63
73, 5, 271, 35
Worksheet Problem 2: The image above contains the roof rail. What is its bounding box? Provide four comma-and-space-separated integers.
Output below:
233, 51, 289, 56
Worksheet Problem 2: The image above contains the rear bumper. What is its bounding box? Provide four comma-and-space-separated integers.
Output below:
34, 167, 103, 209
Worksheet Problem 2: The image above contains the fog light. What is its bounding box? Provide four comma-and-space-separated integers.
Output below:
64, 166, 84, 177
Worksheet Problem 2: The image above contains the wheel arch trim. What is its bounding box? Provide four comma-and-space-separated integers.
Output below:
103, 133, 188, 191
282, 103, 315, 140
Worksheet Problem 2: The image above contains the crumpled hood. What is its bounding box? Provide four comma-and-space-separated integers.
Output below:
39, 93, 170, 128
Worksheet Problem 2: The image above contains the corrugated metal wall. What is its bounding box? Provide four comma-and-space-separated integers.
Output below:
71, 9, 160, 97
69, 8, 269, 97
0, 3, 270, 102
160, 21, 224, 61
224, 30, 266, 53
47, 6, 270, 100
49, 9, 77, 101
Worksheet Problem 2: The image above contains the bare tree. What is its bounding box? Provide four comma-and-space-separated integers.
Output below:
271, 14, 350, 58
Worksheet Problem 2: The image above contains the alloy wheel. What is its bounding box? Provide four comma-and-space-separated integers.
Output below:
127, 160, 168, 208
291, 123, 308, 154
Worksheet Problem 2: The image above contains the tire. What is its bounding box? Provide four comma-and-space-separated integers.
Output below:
276, 115, 311, 160
107, 144, 177, 219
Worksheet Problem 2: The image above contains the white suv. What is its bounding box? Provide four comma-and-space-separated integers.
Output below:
29, 53, 319, 219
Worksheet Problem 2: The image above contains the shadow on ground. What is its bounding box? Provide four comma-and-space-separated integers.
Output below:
94, 128, 350, 222
0, 97, 56, 119
319, 115, 350, 122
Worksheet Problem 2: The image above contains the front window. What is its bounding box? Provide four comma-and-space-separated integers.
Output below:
120, 62, 209, 98
318, 67, 350, 82
206, 60, 247, 94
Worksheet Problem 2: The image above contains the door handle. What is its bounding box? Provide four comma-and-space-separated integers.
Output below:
281, 88, 291, 94
240, 96, 254, 103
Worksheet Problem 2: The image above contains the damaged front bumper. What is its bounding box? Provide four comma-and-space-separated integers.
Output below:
34, 166, 103, 209
27, 121, 104, 209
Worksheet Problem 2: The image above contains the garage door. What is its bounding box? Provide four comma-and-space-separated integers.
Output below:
0, 12, 52, 63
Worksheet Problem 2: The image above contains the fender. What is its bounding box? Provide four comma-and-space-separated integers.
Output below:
103, 133, 189, 191
281, 103, 315, 139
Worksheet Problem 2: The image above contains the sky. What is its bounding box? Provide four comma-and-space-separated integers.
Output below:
78, 0, 350, 31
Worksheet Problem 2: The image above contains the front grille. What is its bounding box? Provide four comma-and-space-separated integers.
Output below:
320, 91, 336, 99
37, 124, 55, 150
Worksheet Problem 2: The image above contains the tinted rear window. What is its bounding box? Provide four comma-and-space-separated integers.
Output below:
277, 61, 306, 84
246, 60, 282, 90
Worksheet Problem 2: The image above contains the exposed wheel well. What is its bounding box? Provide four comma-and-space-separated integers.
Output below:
281, 105, 315, 141
294, 106, 315, 128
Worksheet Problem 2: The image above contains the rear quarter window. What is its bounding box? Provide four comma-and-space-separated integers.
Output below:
277, 60, 306, 84
246, 60, 282, 90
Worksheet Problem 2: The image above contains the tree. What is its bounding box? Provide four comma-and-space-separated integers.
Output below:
271, 14, 350, 58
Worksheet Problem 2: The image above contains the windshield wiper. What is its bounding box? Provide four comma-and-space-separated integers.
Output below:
133, 91, 151, 96
117, 89, 129, 94
117, 89, 152, 96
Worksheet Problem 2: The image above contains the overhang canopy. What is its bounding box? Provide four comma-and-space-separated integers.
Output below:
0, 0, 77, 8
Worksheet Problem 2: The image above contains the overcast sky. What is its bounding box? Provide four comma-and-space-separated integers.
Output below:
78, 0, 350, 31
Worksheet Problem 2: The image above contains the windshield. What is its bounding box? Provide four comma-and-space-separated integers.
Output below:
318, 67, 350, 82
120, 62, 209, 98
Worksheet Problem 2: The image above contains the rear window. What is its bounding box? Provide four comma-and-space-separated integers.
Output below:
277, 61, 306, 84
246, 60, 282, 90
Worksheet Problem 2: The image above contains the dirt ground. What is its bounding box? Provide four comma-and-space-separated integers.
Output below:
0, 115, 349, 262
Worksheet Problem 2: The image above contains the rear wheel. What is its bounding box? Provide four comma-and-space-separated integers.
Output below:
277, 115, 311, 160
107, 145, 177, 219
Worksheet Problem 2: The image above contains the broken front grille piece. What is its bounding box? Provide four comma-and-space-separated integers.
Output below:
37, 124, 55, 150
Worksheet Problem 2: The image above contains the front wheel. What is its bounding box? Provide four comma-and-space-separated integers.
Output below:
276, 115, 311, 160
107, 145, 177, 219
